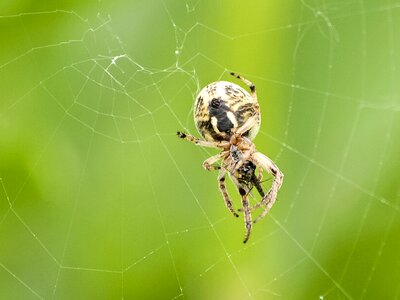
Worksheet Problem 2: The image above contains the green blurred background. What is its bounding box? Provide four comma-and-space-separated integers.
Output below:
0, 0, 399, 299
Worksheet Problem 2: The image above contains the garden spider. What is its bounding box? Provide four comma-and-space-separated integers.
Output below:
177, 72, 283, 243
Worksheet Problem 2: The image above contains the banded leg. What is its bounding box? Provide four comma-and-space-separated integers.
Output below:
177, 131, 229, 149
202, 153, 225, 171
230, 72, 258, 102
229, 72, 260, 137
250, 152, 284, 223
249, 190, 272, 213
218, 169, 239, 218
239, 187, 252, 243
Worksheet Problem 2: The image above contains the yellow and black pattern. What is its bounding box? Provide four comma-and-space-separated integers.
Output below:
194, 81, 260, 142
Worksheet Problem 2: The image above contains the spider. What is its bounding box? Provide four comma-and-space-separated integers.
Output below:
177, 72, 283, 243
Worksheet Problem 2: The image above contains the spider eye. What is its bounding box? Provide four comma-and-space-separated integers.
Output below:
211, 98, 221, 108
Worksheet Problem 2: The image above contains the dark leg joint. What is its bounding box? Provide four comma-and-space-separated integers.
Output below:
177, 131, 186, 138
229, 71, 240, 79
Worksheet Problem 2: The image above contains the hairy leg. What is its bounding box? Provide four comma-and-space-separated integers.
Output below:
218, 169, 239, 218
177, 131, 229, 149
202, 153, 227, 171
250, 151, 284, 223
239, 186, 253, 243
230, 72, 258, 102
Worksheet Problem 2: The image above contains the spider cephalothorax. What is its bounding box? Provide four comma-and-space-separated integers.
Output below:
178, 72, 283, 243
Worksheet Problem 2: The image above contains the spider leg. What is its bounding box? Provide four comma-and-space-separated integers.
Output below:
230, 72, 258, 102
177, 131, 229, 149
228, 73, 260, 138
257, 167, 263, 182
202, 153, 226, 171
238, 187, 252, 243
250, 152, 284, 223
235, 115, 259, 136
218, 169, 239, 218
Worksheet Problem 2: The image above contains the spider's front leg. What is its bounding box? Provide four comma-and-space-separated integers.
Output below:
250, 152, 284, 223
238, 186, 252, 243
230, 72, 258, 102
177, 131, 229, 149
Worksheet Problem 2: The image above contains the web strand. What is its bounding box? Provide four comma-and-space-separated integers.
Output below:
0, 2, 398, 299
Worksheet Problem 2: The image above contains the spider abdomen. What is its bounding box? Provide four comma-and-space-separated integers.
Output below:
194, 81, 260, 142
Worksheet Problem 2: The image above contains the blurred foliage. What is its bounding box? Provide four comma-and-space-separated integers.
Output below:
0, 0, 399, 299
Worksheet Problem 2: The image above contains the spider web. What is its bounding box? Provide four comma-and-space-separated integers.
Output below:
0, 0, 399, 299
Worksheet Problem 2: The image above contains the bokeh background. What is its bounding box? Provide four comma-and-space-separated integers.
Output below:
0, 0, 399, 299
